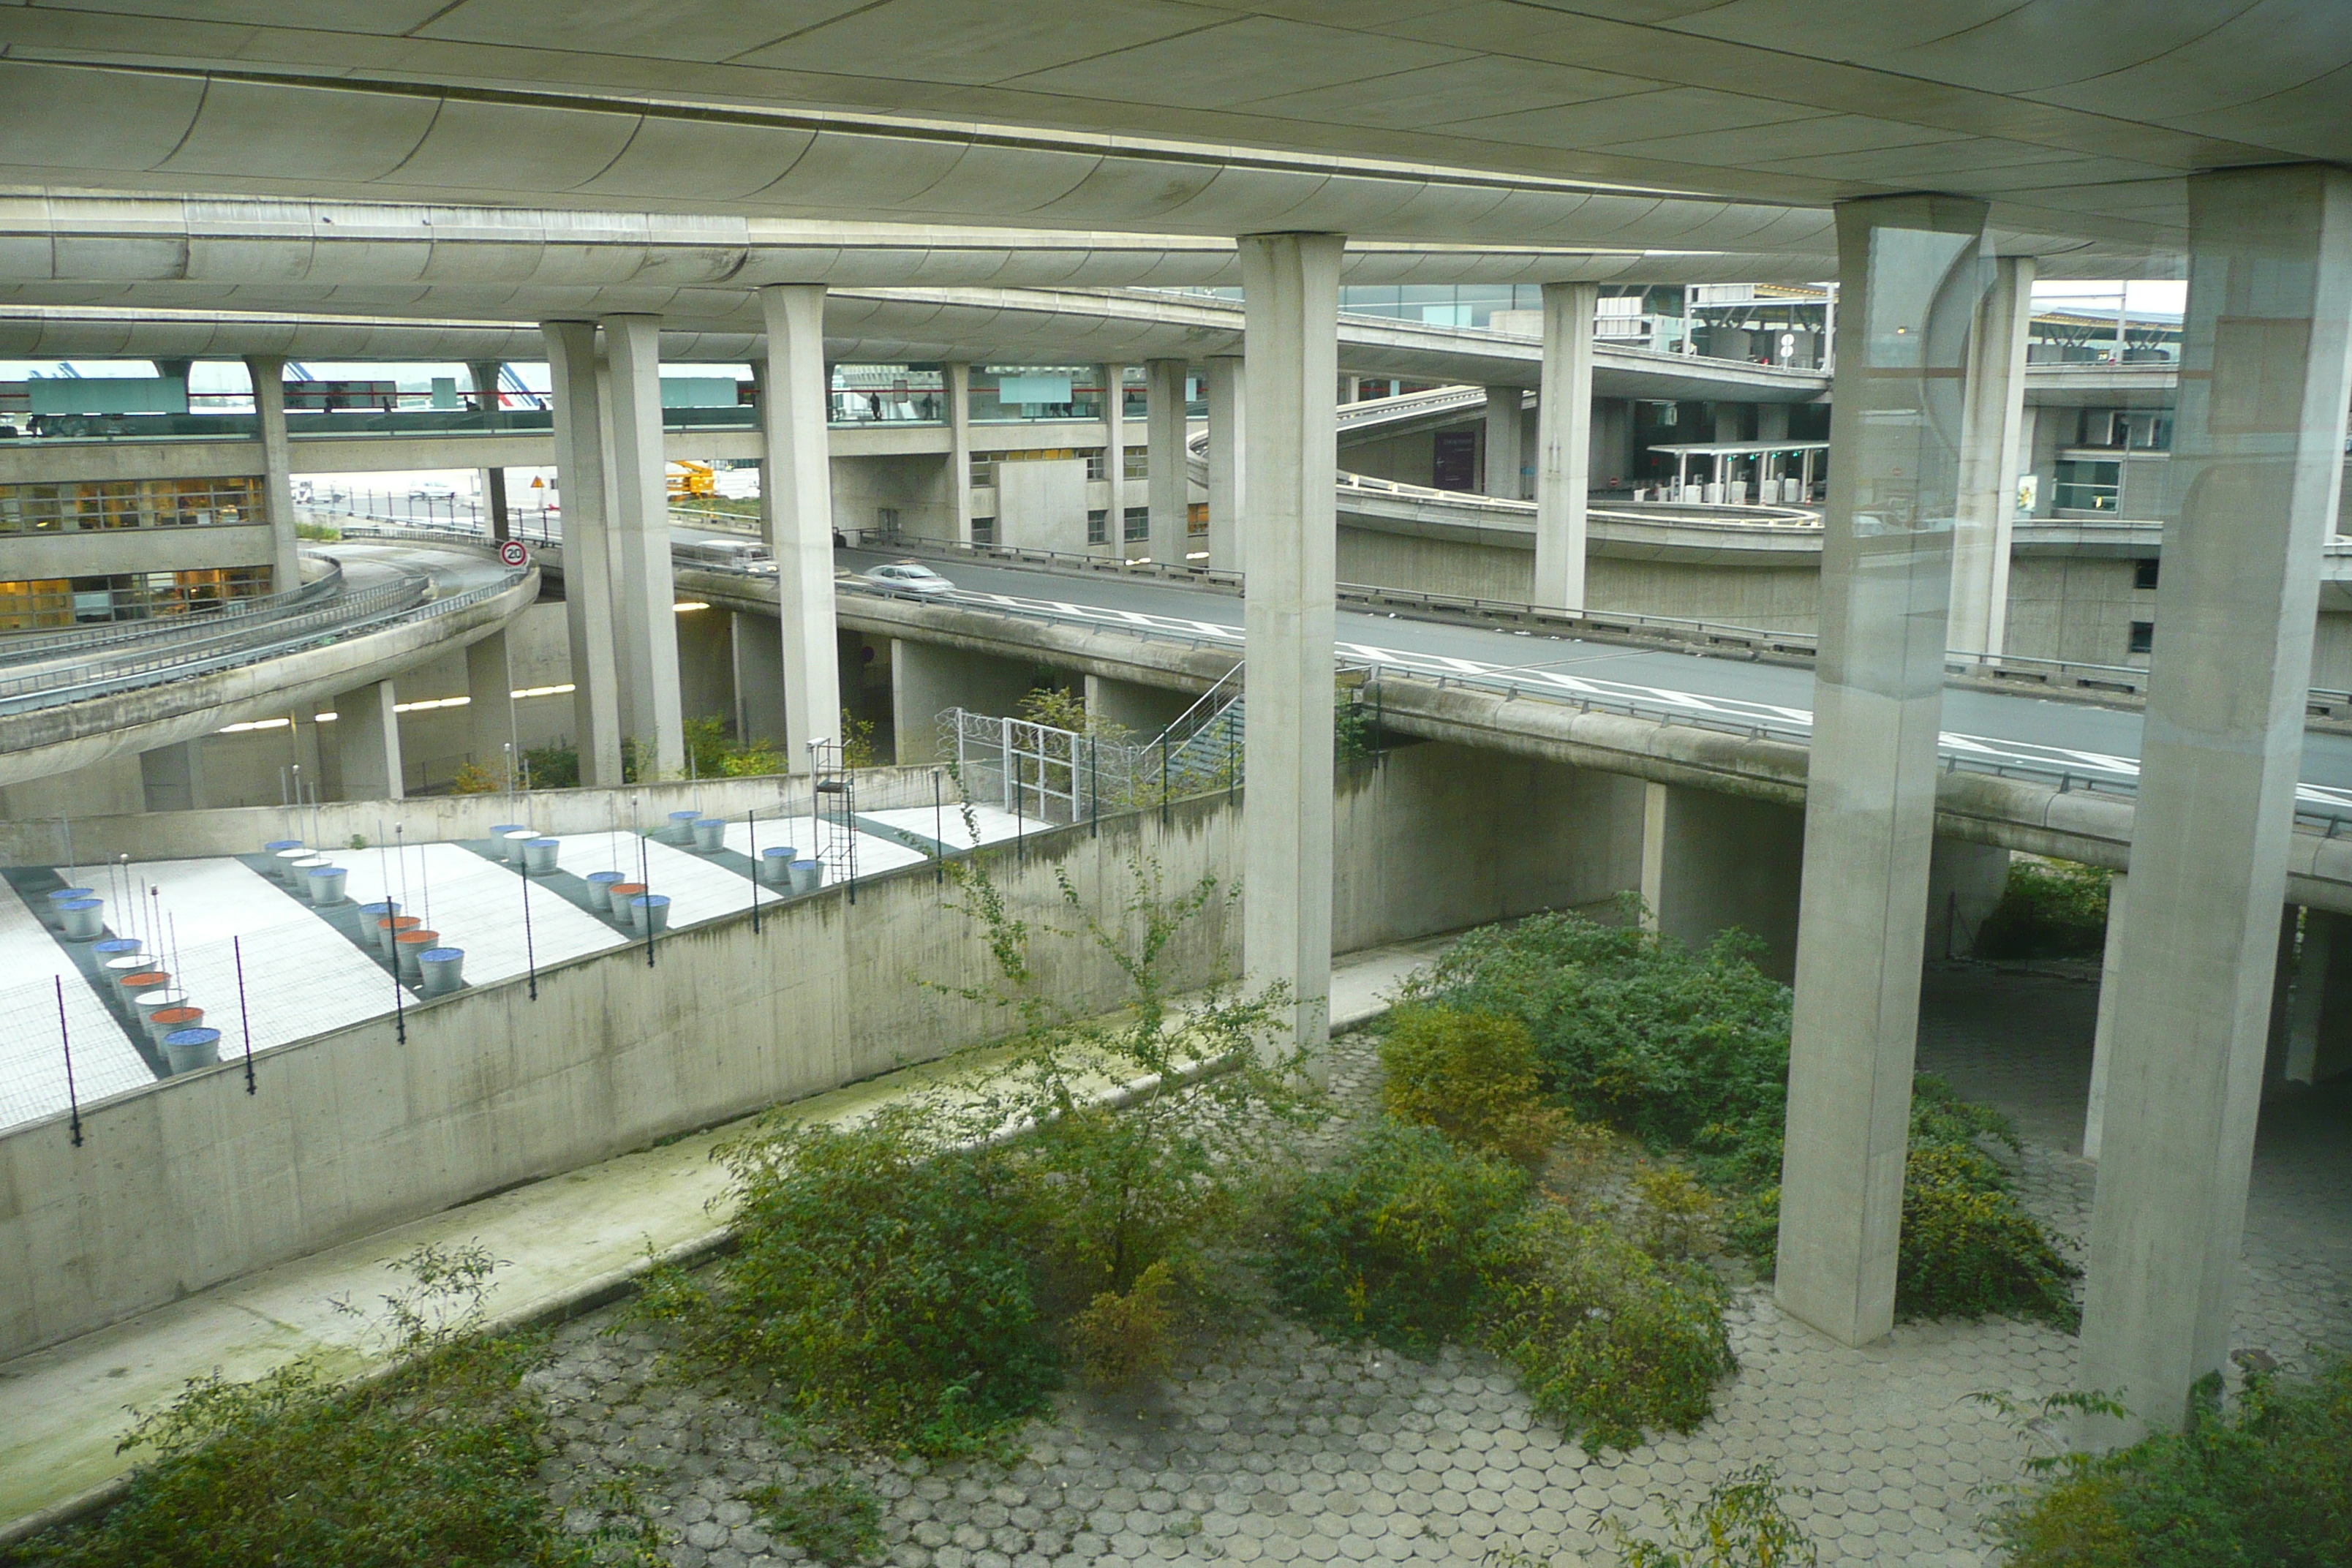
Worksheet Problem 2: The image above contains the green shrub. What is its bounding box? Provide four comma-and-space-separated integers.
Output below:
7, 1247, 636, 1568
1412, 910, 2081, 1331
1069, 1259, 1181, 1388
1607, 1462, 1818, 1567
1379, 1006, 1564, 1167
1272, 1121, 1529, 1354
1477, 1206, 1735, 1452
753, 1477, 884, 1566
1975, 857, 2111, 960
1899, 1147, 2080, 1329
1993, 1359, 2352, 1567
633, 1116, 1057, 1455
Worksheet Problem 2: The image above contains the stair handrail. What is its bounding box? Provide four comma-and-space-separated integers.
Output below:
1147, 660, 1245, 753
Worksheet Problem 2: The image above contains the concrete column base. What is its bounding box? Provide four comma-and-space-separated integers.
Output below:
335, 681, 404, 802
1084, 674, 1193, 739
891, 639, 1039, 766
465, 630, 516, 784
1638, 782, 1805, 980
137, 741, 209, 814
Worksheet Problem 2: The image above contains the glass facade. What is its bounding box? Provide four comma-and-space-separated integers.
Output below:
0, 565, 275, 630
0, 476, 266, 534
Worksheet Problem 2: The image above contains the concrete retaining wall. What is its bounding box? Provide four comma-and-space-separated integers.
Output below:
0, 745, 1637, 1359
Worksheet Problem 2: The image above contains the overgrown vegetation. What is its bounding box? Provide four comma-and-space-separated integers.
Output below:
751, 1475, 885, 1565
1606, 1462, 1818, 1567
6, 1245, 649, 1568
684, 715, 785, 777
1974, 856, 2112, 961
1404, 908, 2081, 1330
633, 830, 1317, 1450
1984, 1362, 2352, 1567
1275, 1015, 1735, 1452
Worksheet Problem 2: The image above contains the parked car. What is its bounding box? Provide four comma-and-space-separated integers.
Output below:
409, 479, 458, 500
860, 561, 954, 595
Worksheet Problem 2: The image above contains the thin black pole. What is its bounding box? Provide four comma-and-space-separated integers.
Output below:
932, 770, 944, 883
235, 936, 255, 1094
1161, 742, 1170, 827
521, 853, 539, 1000
57, 977, 83, 1147
641, 818, 655, 968
748, 808, 761, 932
1089, 738, 1099, 837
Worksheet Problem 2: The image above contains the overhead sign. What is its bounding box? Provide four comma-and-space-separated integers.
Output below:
499, 540, 529, 568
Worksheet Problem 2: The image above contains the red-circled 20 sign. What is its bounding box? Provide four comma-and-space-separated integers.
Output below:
498, 540, 529, 568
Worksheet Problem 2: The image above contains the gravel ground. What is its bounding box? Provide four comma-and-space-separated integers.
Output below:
528, 964, 2352, 1568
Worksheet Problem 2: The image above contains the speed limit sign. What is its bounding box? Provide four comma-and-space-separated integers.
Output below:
499, 540, 529, 568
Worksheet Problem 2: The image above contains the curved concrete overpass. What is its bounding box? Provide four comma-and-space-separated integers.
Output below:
0, 543, 535, 788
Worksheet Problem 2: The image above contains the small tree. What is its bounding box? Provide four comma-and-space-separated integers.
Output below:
921, 801, 1324, 1313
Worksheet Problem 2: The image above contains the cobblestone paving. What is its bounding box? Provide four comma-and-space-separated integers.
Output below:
533, 965, 2352, 1568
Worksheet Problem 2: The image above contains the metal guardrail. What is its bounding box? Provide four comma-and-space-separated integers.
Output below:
0, 565, 527, 715
0, 554, 347, 665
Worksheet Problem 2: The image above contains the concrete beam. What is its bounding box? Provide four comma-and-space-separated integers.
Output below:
945, 362, 974, 546
1776, 193, 1989, 1349
541, 320, 624, 788
2081, 165, 2352, 1440
758, 284, 845, 775
1242, 232, 1345, 1067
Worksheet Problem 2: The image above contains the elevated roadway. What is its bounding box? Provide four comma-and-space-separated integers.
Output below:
0, 543, 535, 788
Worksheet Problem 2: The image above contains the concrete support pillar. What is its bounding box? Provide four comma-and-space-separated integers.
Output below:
1774, 193, 1991, 1348
466, 627, 516, 783
890, 639, 1039, 766
2081, 165, 2352, 1439
946, 363, 974, 545
2284, 907, 2352, 1084
1483, 385, 1524, 500
1085, 674, 1193, 736
1147, 358, 1190, 565
481, 467, 510, 543
731, 611, 787, 749
1206, 355, 1245, 573
2084, 871, 2129, 1161
601, 314, 686, 780
541, 320, 624, 786
1534, 282, 1597, 608
1924, 837, 2010, 960
137, 741, 208, 813
1637, 781, 1805, 980
1100, 363, 1128, 557
336, 680, 404, 801
467, 359, 504, 420
759, 284, 845, 775
1950, 257, 2035, 657
1241, 231, 1344, 1069
243, 355, 301, 594
470, 354, 509, 538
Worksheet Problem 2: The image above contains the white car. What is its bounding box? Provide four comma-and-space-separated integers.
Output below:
862, 561, 954, 595
409, 480, 458, 500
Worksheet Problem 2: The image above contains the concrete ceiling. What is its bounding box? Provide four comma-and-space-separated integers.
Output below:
1, 4, 2332, 258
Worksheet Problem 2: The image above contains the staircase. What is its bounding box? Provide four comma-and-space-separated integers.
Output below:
1161, 693, 1243, 791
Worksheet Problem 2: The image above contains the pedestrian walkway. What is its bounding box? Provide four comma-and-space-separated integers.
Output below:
0, 935, 1455, 1539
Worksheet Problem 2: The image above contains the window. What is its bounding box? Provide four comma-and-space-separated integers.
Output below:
1123, 446, 1148, 480
1188, 501, 1208, 536
969, 453, 995, 486
1123, 506, 1150, 543
2051, 459, 2120, 513
2130, 621, 2154, 655
1087, 508, 1108, 545
0, 477, 264, 535
971, 516, 995, 545
1085, 449, 1107, 480
2133, 558, 2160, 591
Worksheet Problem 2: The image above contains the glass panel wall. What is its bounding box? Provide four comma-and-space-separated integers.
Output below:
0, 477, 266, 534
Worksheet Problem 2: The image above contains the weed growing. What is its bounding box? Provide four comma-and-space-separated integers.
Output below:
4, 1245, 652, 1568
1974, 857, 2111, 961
752, 1475, 885, 1566
1409, 908, 2081, 1330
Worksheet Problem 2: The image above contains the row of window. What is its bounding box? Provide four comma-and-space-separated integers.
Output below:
0, 478, 269, 535
0, 565, 276, 630
1085, 508, 1153, 545
969, 448, 1149, 486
